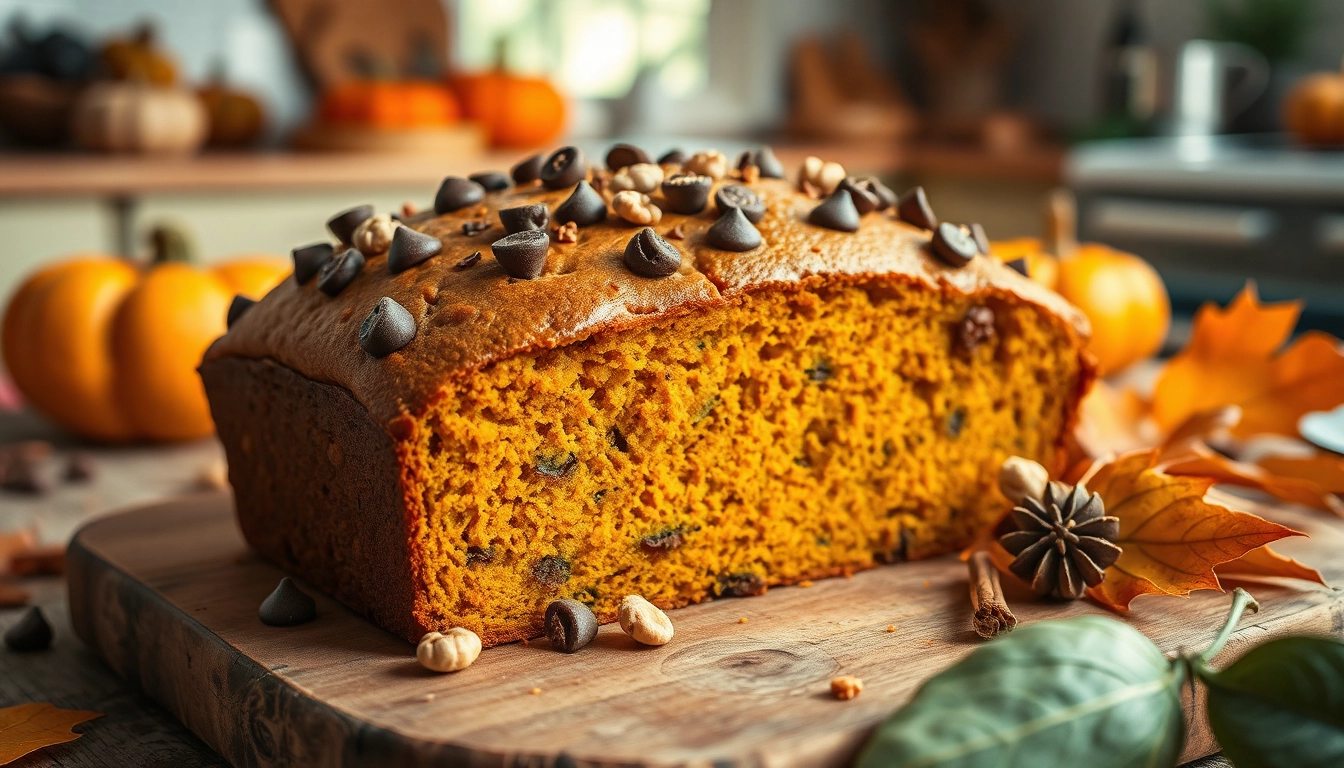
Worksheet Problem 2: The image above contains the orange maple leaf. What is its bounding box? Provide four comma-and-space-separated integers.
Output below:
1084, 449, 1301, 612
1258, 454, 1344, 495
1151, 283, 1344, 438
1215, 544, 1326, 586
0, 703, 102, 764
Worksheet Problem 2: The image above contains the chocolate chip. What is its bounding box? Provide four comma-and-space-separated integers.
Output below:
456, 251, 482, 269
605, 143, 650, 171
837, 177, 882, 215
665, 223, 686, 240
64, 452, 96, 482
970, 222, 990, 255
717, 573, 766, 598
932, 223, 978, 267
316, 248, 365, 296
387, 227, 443, 273
359, 296, 417, 357
554, 181, 607, 227
808, 189, 861, 232
660, 173, 711, 214
4, 607, 52, 651
657, 148, 687, 165
706, 207, 762, 251
544, 598, 598, 653
461, 219, 492, 237
715, 184, 765, 223
735, 150, 755, 172
491, 230, 550, 279
624, 227, 682, 278
1005, 257, 1029, 277
469, 171, 510, 192
512, 153, 544, 184
259, 577, 316, 626
499, 203, 550, 235
292, 242, 334, 284
226, 295, 255, 328
755, 145, 785, 179
897, 186, 937, 230
958, 306, 996, 352
531, 555, 571, 587
327, 205, 373, 244
541, 146, 586, 190
0, 441, 51, 494
852, 175, 896, 211
434, 176, 486, 214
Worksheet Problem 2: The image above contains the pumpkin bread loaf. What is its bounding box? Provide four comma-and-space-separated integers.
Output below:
201, 147, 1095, 646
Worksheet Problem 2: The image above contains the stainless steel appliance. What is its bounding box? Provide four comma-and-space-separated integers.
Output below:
1067, 134, 1344, 339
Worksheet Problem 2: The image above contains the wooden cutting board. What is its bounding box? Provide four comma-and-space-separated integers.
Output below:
67, 492, 1344, 768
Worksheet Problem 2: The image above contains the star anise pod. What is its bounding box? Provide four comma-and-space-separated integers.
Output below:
1000, 481, 1122, 599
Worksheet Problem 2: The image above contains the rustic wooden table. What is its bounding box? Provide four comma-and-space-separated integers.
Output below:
0, 408, 1229, 768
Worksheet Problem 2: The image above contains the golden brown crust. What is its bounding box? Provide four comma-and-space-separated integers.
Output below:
206, 176, 1088, 428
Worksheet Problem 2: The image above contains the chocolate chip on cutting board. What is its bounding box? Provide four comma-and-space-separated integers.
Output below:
545, 598, 599, 653
4, 606, 52, 651
541, 146, 587, 190
259, 578, 317, 627
512, 153, 545, 185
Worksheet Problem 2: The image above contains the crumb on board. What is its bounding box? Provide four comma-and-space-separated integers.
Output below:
922, 580, 931, 588
529, 687, 542, 695
738, 617, 748, 624
830, 676, 863, 700
886, 625, 896, 633
798, 580, 814, 588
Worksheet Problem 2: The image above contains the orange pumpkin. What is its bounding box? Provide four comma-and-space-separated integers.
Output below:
99, 24, 177, 86
1, 239, 287, 442
1283, 59, 1344, 147
1054, 244, 1170, 376
451, 68, 565, 148
989, 237, 1059, 291
198, 77, 266, 147
318, 80, 460, 129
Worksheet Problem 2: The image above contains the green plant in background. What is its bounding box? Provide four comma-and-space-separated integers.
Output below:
1205, 0, 1314, 62
857, 588, 1344, 768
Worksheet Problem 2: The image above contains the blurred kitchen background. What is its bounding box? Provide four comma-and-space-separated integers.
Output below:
2, 0, 1343, 343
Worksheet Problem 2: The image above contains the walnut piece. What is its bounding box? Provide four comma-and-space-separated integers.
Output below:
998, 456, 1049, 505
554, 221, 578, 244
610, 163, 664, 194
612, 190, 663, 226
618, 594, 674, 646
416, 628, 482, 672
831, 675, 864, 700
352, 213, 400, 257
800, 156, 846, 195
684, 150, 729, 181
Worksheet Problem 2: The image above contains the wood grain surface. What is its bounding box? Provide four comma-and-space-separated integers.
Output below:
66, 491, 1342, 768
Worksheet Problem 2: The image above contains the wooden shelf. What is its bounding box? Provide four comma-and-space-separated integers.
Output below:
0, 142, 1062, 198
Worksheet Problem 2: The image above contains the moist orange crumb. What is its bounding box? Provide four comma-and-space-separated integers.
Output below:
886, 625, 896, 633
831, 676, 864, 700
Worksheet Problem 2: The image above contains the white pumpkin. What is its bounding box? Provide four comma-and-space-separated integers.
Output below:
71, 81, 207, 154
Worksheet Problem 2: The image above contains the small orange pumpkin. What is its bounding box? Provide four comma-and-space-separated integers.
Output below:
1, 230, 287, 442
450, 67, 565, 148
989, 237, 1059, 291
1283, 58, 1344, 147
318, 80, 460, 129
198, 75, 266, 147
99, 24, 177, 86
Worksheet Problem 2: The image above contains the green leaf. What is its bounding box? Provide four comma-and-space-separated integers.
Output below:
856, 616, 1184, 768
1201, 636, 1344, 768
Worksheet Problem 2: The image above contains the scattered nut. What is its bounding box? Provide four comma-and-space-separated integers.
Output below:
554, 221, 578, 244
352, 213, 400, 257
999, 456, 1049, 506
618, 594, 674, 646
831, 676, 863, 700
416, 627, 482, 672
800, 156, 846, 196
610, 163, 664, 194
684, 150, 729, 181
401, 202, 418, 218
612, 191, 663, 225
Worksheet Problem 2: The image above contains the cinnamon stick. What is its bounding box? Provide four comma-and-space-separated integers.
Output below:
969, 551, 1017, 639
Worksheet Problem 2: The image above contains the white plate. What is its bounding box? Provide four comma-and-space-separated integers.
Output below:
1300, 405, 1344, 456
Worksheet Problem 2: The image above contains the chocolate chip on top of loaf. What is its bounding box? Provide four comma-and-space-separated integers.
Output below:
203, 143, 1094, 647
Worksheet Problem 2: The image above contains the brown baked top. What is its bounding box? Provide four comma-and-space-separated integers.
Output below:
206, 151, 1089, 427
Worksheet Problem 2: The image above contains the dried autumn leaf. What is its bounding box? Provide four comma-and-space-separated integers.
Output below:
1071, 380, 1155, 460
1084, 449, 1301, 612
1160, 443, 1344, 516
0, 703, 102, 764
1151, 283, 1344, 438
1215, 544, 1326, 586
1258, 454, 1344, 495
